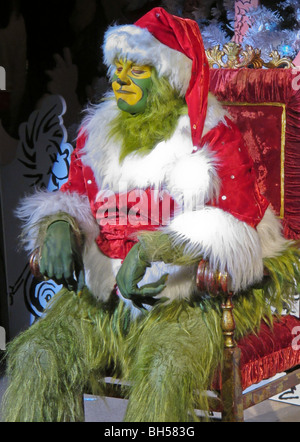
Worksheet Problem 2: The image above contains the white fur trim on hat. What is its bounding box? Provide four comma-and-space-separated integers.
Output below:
103, 24, 193, 96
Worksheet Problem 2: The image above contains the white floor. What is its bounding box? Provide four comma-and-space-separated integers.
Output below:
0, 374, 299, 422
83, 393, 300, 422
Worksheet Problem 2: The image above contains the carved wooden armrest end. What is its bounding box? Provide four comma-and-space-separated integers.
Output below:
29, 248, 44, 281
196, 260, 236, 348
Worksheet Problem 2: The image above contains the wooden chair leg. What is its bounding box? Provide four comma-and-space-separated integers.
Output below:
221, 292, 244, 422
221, 346, 244, 422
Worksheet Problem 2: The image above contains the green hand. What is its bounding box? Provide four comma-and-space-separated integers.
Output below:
116, 243, 168, 309
39, 220, 84, 292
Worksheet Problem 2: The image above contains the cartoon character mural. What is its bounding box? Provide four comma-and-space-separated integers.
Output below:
18, 95, 73, 321
1, 94, 73, 329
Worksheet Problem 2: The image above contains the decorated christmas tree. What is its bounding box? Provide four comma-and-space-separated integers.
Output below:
161, 0, 300, 60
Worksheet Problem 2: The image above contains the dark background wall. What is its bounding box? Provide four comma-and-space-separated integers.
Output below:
0, 0, 164, 340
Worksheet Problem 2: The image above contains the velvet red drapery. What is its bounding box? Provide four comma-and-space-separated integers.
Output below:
209, 68, 300, 239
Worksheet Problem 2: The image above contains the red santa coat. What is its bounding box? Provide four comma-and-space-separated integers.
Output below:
60, 116, 269, 262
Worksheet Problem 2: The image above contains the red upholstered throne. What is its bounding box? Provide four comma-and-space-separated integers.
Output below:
204, 43, 300, 421
103, 46, 300, 421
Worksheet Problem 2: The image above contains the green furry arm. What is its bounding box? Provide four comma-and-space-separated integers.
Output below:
137, 231, 202, 266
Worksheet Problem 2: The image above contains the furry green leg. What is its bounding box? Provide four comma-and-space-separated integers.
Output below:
124, 246, 300, 422
1, 288, 130, 422
124, 301, 224, 422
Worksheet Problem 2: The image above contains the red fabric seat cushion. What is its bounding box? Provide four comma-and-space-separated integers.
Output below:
238, 315, 300, 390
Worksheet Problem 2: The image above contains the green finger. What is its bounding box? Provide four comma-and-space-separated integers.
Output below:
135, 284, 167, 296
142, 274, 169, 288
135, 274, 168, 295
131, 294, 169, 309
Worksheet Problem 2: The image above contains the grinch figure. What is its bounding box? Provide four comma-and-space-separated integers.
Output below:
2, 7, 300, 422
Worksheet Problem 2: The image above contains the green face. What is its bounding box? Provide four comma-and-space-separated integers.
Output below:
112, 60, 152, 114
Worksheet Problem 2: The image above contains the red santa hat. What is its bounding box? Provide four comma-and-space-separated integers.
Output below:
103, 7, 210, 147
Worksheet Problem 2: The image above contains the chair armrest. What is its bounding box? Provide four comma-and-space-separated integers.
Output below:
196, 259, 231, 295
196, 259, 236, 348
29, 248, 44, 280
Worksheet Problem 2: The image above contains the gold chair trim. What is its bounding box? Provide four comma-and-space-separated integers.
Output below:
206, 42, 294, 69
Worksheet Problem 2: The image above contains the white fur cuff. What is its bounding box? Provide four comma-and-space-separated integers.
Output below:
16, 189, 99, 253
164, 206, 264, 291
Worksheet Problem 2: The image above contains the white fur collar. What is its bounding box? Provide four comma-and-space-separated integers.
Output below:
81, 93, 227, 201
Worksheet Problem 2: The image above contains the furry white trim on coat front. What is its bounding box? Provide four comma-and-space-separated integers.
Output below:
103, 24, 193, 96
81, 94, 225, 205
